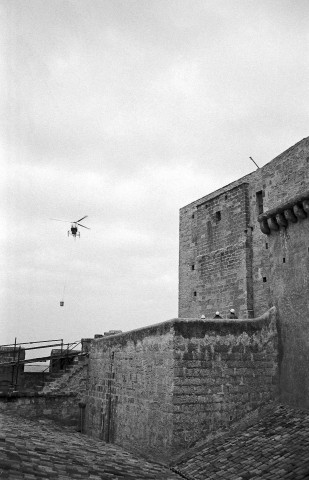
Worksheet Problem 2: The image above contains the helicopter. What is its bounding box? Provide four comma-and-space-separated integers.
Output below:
51, 216, 90, 238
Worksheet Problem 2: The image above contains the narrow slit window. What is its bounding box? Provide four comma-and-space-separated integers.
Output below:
265, 243, 268, 249
283, 258, 286, 263
191, 265, 195, 270
256, 191, 264, 215
193, 291, 197, 297
263, 277, 267, 283
216, 211, 221, 222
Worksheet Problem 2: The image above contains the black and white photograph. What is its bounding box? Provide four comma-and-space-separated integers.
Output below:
1, 1, 309, 478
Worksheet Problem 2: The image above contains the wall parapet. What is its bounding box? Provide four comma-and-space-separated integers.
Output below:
177, 306, 276, 331
90, 318, 177, 348
89, 308, 275, 348
258, 191, 309, 234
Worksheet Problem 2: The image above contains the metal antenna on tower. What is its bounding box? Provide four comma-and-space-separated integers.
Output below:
249, 156, 260, 169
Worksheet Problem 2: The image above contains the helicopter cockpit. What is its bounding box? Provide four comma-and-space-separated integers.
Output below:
68, 224, 79, 237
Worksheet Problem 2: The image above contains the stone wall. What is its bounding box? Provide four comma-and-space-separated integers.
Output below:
250, 137, 309, 319
179, 137, 309, 320
268, 215, 309, 409
85, 309, 278, 463
0, 393, 80, 427
22, 372, 46, 391
172, 308, 278, 457
0, 358, 89, 429
179, 183, 253, 318
85, 323, 175, 462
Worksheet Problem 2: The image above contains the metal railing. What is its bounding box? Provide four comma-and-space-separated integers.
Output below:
0, 338, 84, 391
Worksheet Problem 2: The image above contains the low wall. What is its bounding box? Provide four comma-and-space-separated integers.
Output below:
172, 306, 278, 456
85, 308, 278, 464
0, 360, 88, 431
85, 321, 175, 462
22, 372, 46, 390
0, 393, 80, 427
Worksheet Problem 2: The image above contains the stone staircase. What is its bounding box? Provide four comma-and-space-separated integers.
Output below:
40, 355, 88, 396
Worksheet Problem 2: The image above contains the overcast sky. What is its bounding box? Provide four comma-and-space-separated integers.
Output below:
1, 0, 308, 350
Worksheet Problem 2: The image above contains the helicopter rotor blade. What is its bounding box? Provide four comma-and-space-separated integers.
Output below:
50, 218, 71, 223
77, 223, 90, 229
75, 215, 88, 223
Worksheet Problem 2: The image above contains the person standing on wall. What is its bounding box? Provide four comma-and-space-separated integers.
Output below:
213, 311, 222, 319
228, 308, 238, 319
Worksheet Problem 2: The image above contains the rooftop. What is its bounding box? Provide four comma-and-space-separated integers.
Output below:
173, 404, 309, 480
1, 404, 308, 479
0, 412, 180, 480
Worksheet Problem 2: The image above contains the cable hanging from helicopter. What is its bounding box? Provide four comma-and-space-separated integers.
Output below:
50, 216, 90, 306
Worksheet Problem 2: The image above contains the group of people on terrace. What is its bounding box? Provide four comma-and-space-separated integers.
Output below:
200, 309, 238, 320
214, 309, 238, 319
